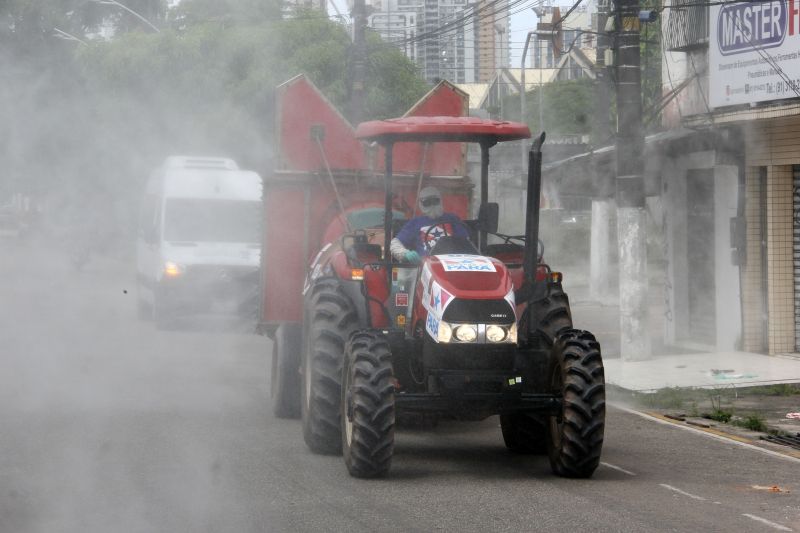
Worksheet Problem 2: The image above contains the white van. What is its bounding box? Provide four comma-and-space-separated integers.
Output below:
136, 156, 262, 326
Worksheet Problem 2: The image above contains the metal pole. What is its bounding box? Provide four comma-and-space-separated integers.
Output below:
384, 142, 394, 285
524, 133, 545, 292
590, 0, 614, 302
614, 0, 650, 361
520, 31, 535, 173
539, 64, 544, 135
479, 142, 490, 251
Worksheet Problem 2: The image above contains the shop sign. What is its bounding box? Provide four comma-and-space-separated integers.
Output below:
709, 0, 800, 107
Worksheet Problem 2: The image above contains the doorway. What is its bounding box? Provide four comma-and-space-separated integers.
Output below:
685, 169, 716, 346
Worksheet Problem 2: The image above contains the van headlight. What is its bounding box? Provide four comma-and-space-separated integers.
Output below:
163, 261, 185, 278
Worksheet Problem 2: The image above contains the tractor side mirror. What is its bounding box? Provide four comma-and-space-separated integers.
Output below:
477, 202, 499, 234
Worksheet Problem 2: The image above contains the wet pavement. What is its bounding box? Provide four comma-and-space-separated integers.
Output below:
2, 241, 799, 532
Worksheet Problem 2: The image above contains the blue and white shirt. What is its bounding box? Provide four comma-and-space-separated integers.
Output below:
394, 213, 469, 255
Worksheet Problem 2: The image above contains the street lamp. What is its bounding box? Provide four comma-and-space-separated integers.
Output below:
520, 29, 555, 171
92, 0, 160, 33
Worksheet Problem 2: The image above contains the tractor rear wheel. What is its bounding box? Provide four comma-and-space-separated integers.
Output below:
270, 322, 301, 419
546, 329, 605, 478
500, 413, 547, 454
342, 331, 395, 478
302, 280, 359, 455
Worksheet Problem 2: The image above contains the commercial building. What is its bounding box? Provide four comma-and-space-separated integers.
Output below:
536, 0, 800, 359
651, 0, 800, 356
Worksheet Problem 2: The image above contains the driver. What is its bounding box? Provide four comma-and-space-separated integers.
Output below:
390, 186, 469, 264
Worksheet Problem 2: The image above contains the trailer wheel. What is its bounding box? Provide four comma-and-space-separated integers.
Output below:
500, 413, 547, 454
342, 331, 395, 478
302, 280, 359, 455
270, 322, 301, 419
547, 329, 605, 478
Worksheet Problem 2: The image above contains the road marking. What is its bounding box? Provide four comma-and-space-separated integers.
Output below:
659, 483, 706, 501
742, 513, 793, 531
600, 462, 636, 476
612, 405, 800, 464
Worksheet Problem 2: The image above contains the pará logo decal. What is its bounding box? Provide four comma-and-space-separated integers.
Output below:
436, 254, 497, 272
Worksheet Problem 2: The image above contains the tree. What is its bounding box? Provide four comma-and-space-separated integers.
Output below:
503, 78, 594, 136
0, 0, 429, 236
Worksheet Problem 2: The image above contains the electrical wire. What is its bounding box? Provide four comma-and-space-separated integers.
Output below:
387, 0, 558, 48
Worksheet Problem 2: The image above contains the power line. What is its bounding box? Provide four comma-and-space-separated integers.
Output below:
387, 0, 547, 47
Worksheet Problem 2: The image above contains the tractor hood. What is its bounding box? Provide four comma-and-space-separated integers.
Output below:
421, 254, 517, 340
426, 254, 513, 300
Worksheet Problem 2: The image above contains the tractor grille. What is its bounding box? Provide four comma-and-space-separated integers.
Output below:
443, 298, 514, 324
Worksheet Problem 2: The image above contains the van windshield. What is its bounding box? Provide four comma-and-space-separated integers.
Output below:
164, 198, 261, 243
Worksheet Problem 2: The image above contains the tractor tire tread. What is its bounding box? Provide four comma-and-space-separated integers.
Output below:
303, 281, 359, 455
548, 329, 605, 479
343, 331, 395, 478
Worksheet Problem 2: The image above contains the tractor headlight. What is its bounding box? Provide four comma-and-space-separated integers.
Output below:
454, 324, 478, 343
438, 321, 453, 343
486, 324, 507, 342
507, 323, 518, 344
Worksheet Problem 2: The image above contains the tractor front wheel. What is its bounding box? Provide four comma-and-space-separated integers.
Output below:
342, 331, 395, 478
547, 329, 605, 478
302, 280, 359, 455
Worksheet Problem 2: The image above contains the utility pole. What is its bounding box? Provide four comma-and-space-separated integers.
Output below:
589, 0, 614, 302
614, 0, 650, 360
350, 0, 368, 125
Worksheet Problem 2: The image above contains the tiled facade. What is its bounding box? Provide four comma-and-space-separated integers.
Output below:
765, 165, 795, 354
741, 117, 800, 354
741, 166, 764, 353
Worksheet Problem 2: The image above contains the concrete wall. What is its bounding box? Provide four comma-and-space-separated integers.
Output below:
663, 150, 741, 351
713, 164, 743, 351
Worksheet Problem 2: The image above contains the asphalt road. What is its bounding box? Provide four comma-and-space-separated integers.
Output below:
2, 242, 799, 533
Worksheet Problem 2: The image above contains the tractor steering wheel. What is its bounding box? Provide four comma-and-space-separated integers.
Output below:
423, 223, 451, 253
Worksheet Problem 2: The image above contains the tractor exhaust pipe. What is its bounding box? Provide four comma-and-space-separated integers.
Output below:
523, 132, 545, 289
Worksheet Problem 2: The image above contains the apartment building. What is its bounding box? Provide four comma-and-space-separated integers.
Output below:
365, 0, 509, 83
530, 2, 597, 76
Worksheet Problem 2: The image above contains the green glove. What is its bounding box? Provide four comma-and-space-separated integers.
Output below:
404, 250, 421, 264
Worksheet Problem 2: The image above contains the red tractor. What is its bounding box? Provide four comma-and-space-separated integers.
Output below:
269, 116, 605, 479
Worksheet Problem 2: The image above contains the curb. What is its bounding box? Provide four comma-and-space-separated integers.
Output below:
612, 404, 800, 463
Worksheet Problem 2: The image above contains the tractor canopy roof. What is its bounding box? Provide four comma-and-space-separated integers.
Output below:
355, 116, 531, 145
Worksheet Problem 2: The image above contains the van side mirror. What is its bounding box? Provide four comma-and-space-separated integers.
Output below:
477, 202, 499, 234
